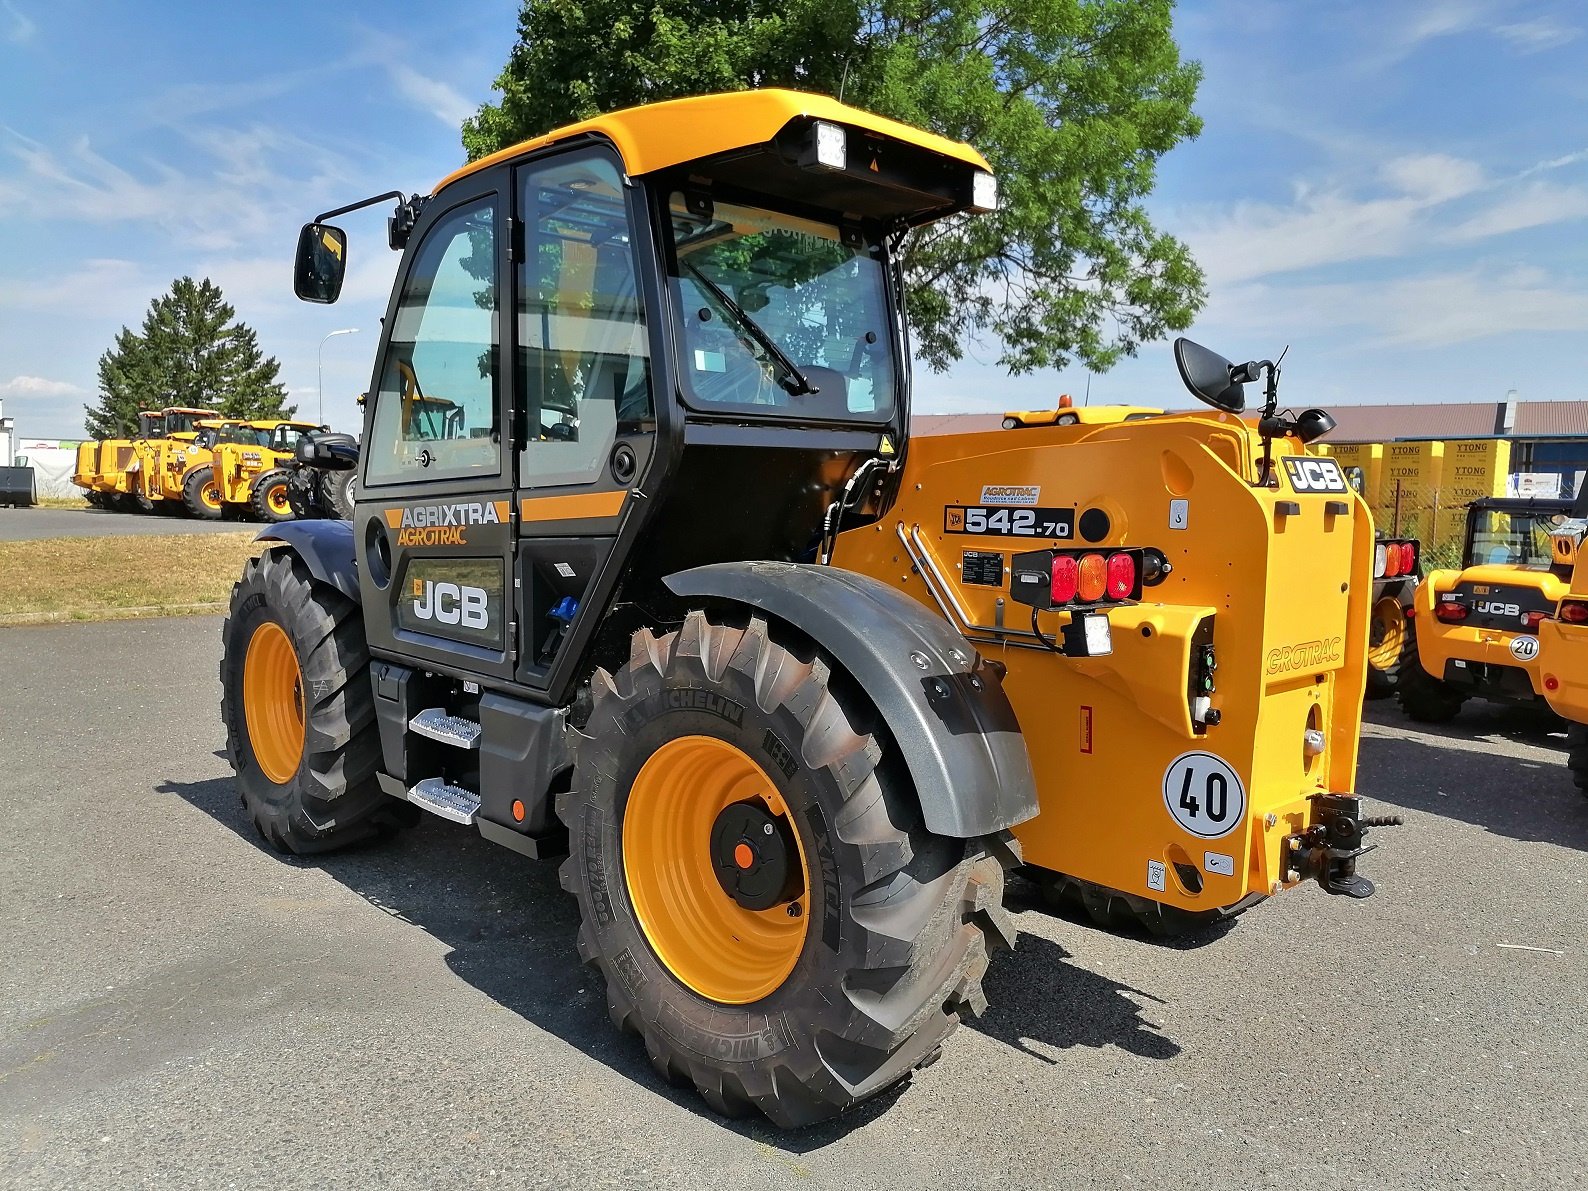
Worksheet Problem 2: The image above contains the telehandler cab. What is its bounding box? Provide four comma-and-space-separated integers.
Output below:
1399, 494, 1585, 722
222, 89, 1394, 1127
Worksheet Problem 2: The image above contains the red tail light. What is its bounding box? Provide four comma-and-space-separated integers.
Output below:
1077, 553, 1107, 603
1051, 554, 1079, 604
1435, 600, 1467, 622
1382, 545, 1400, 578
1399, 542, 1417, 574
1560, 600, 1588, 624
1105, 552, 1136, 600
1522, 611, 1547, 630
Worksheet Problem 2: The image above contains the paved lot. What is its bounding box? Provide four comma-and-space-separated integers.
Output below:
2, 617, 1585, 1190
0, 506, 255, 542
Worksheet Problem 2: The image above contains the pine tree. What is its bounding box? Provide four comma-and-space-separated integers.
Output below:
85, 277, 294, 436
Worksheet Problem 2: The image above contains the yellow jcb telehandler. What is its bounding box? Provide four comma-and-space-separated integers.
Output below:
219, 89, 1396, 1127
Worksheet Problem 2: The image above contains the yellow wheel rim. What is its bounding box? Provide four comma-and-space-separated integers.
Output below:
243, 621, 305, 784
1367, 596, 1406, 672
202, 482, 222, 510
267, 484, 290, 515
623, 735, 810, 1005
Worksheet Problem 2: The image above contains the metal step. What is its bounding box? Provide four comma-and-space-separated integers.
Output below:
409, 708, 482, 749
406, 777, 482, 825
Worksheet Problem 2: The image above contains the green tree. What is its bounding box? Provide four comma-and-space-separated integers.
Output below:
85, 277, 293, 436
463, 0, 1205, 375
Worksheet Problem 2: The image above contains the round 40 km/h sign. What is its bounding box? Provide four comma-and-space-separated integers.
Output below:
1509, 635, 1540, 662
1162, 751, 1248, 839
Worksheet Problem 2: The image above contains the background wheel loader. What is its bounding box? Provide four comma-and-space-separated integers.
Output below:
73, 406, 217, 512
1398, 495, 1584, 722
198, 418, 328, 522
220, 89, 1393, 1128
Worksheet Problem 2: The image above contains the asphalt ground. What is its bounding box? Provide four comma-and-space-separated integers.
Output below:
0, 506, 255, 542
2, 617, 1584, 1190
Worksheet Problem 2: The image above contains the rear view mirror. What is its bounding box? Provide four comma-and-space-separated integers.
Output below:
1173, 338, 1246, 414
294, 223, 347, 304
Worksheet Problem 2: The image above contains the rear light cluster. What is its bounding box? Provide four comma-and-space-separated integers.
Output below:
1522, 611, 1548, 630
1010, 548, 1144, 611
1374, 539, 1418, 579
1434, 600, 1467, 623
1559, 600, 1588, 625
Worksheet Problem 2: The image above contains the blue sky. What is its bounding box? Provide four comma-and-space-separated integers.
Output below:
1, 0, 1585, 439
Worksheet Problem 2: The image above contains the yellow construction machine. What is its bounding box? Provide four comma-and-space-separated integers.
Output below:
220, 89, 1395, 1127
73, 407, 218, 511
192, 419, 326, 521
1532, 520, 1588, 790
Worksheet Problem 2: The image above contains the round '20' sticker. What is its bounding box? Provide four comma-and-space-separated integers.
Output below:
1509, 635, 1540, 662
1162, 752, 1247, 839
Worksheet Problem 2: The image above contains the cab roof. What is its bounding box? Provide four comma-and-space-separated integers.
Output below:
437, 89, 990, 194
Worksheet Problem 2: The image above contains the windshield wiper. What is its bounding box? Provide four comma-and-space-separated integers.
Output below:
682, 262, 818, 396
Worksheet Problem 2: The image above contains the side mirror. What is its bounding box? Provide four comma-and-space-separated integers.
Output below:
1173, 338, 1246, 414
294, 223, 347, 304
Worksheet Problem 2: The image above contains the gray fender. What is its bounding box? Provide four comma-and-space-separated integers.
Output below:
665, 562, 1038, 839
258, 519, 358, 603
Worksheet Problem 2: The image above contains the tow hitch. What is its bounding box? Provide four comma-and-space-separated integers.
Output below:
1284, 793, 1403, 899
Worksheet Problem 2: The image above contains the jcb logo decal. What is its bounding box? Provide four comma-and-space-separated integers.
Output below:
1281, 457, 1348, 493
1266, 637, 1343, 674
411, 579, 489, 629
1475, 600, 1521, 616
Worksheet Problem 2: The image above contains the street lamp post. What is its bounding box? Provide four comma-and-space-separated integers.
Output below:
317, 328, 360, 426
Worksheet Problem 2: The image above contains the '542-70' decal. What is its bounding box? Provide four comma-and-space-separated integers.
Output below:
945, 505, 1075, 538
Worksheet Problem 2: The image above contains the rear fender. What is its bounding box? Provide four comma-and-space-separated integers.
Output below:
665, 561, 1039, 838
257, 519, 358, 603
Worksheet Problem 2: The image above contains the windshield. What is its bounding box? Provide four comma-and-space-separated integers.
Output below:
667, 194, 896, 422
1468, 509, 1562, 568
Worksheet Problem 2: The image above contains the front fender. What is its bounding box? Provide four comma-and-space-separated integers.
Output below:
257, 519, 358, 603
665, 561, 1038, 839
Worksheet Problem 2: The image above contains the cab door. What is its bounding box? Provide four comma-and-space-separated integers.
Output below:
510, 148, 659, 691
355, 170, 519, 682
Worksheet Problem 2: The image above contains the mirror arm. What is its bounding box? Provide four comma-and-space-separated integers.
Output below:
313, 190, 411, 224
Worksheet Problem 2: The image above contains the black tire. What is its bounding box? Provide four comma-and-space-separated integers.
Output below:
220, 548, 404, 852
1030, 869, 1262, 938
329, 471, 356, 520
1365, 593, 1412, 698
249, 468, 296, 523
559, 611, 1017, 1128
1569, 724, 1588, 796
1395, 635, 1466, 723
182, 465, 224, 520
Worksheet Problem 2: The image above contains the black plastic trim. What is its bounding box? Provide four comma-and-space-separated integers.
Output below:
257, 520, 358, 602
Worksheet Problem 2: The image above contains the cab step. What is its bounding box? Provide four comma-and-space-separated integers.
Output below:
409, 707, 482, 749
406, 776, 482, 824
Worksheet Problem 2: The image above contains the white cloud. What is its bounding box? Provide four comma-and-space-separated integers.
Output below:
0, 375, 83, 397
1448, 180, 1588, 241
1379, 154, 1486, 203
387, 62, 476, 128
1494, 18, 1581, 53
1, 0, 34, 44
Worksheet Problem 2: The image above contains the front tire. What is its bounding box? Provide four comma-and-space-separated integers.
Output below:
559, 611, 1015, 1127
182, 466, 224, 520
250, 468, 296, 523
220, 548, 398, 852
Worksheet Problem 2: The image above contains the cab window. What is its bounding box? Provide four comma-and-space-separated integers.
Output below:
366, 198, 499, 486
518, 154, 652, 490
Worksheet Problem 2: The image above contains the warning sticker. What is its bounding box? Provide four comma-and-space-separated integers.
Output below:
979, 484, 1041, 506
1079, 706, 1093, 754
1146, 860, 1167, 892
1203, 851, 1235, 877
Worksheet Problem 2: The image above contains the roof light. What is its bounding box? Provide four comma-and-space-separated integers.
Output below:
969, 170, 998, 213
813, 121, 847, 170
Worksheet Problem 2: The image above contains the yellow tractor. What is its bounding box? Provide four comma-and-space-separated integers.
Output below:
1398, 495, 1579, 721
74, 407, 219, 512
191, 419, 327, 522
220, 90, 1395, 1126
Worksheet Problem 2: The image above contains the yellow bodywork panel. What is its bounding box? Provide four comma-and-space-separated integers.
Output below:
211, 421, 321, 505
437, 88, 990, 193
832, 412, 1373, 914
1538, 553, 1588, 722
1412, 564, 1564, 698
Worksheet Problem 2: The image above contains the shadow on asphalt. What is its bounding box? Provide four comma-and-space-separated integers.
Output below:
1358, 707, 1588, 852
159, 767, 1181, 1150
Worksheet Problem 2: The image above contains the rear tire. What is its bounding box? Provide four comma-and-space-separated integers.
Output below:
250, 468, 295, 523
1395, 638, 1466, 723
559, 611, 1017, 1127
1569, 724, 1588, 796
1365, 593, 1410, 698
329, 471, 356, 520
182, 466, 224, 520
220, 548, 400, 852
